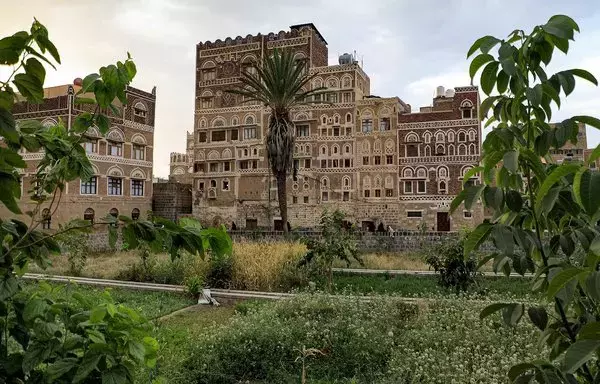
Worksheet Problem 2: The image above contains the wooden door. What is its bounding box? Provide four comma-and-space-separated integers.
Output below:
437, 212, 450, 232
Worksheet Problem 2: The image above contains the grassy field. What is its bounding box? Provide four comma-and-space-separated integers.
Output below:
21, 281, 195, 320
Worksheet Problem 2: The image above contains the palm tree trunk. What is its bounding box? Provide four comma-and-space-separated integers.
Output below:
276, 170, 289, 234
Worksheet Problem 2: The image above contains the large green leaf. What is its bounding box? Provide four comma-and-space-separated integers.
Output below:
22, 341, 55, 373
73, 353, 102, 383
127, 340, 146, 363
23, 297, 47, 322
46, 358, 78, 380
0, 275, 19, 300
508, 363, 537, 381
563, 339, 600, 373
503, 150, 519, 173
13, 72, 44, 103
464, 222, 493, 258
467, 35, 500, 57
534, 163, 581, 215
506, 190, 523, 212
566, 69, 598, 85
102, 366, 128, 384
584, 272, 600, 302
573, 115, 600, 130
586, 145, 600, 166
547, 267, 586, 299
479, 302, 511, 319
502, 303, 524, 326
481, 61, 499, 95
24, 57, 45, 84
527, 306, 548, 331
526, 85, 543, 107
578, 321, 600, 340
573, 169, 600, 215
0, 106, 18, 143
469, 54, 495, 79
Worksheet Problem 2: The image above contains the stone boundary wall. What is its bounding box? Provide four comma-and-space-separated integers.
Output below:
83, 229, 492, 254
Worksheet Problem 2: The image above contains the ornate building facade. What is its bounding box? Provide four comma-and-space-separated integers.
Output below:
1, 83, 156, 227
170, 23, 484, 231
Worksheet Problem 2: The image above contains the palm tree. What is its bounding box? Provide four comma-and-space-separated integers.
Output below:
229, 49, 327, 233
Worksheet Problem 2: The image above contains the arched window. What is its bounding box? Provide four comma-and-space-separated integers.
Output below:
436, 145, 445, 155
321, 177, 329, 189
332, 145, 339, 155
41, 208, 51, 229
344, 144, 351, 154
435, 132, 445, 143
448, 144, 455, 156
243, 148, 249, 156
84, 208, 95, 224
458, 144, 467, 155
439, 181, 447, 194
461, 99, 474, 119
131, 208, 140, 220
210, 179, 217, 188
458, 132, 466, 142
334, 114, 340, 124
343, 176, 351, 188
423, 132, 431, 143
417, 168, 427, 178
231, 116, 239, 126
321, 115, 327, 125
448, 131, 455, 142
245, 115, 255, 125
362, 140, 370, 153
403, 168, 414, 178
469, 143, 477, 155
345, 113, 352, 123
406, 133, 418, 142
320, 145, 327, 155
109, 208, 119, 218
438, 167, 448, 178
424, 146, 431, 157
468, 130, 476, 141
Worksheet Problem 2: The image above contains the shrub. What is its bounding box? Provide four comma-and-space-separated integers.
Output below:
425, 234, 478, 293
184, 275, 204, 298
56, 226, 90, 276
181, 294, 418, 383
385, 298, 545, 383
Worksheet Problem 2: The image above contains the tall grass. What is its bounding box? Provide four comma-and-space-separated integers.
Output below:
230, 240, 307, 291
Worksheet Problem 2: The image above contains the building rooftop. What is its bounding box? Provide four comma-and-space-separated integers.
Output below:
290, 23, 327, 45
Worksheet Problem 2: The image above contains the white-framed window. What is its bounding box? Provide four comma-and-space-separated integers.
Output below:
202, 68, 216, 81
131, 179, 144, 196
108, 141, 122, 157
379, 117, 390, 131
80, 176, 97, 195
464, 211, 473, 218
296, 125, 309, 137
222, 179, 230, 191
417, 180, 426, 193
83, 140, 97, 154
321, 191, 329, 202
404, 181, 413, 194
244, 127, 257, 140
201, 97, 213, 109
133, 144, 145, 160
108, 177, 122, 196
362, 119, 373, 133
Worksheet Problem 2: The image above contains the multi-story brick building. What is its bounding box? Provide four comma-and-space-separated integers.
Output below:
171, 23, 484, 231
1, 83, 156, 227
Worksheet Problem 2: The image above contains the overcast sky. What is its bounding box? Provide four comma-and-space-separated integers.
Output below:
4, 0, 600, 177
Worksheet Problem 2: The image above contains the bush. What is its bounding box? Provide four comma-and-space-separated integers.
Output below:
181, 294, 418, 383
385, 297, 545, 383
424, 235, 478, 293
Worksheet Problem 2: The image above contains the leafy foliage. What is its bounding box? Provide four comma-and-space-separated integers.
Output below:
0, 19, 231, 383
300, 210, 361, 291
425, 233, 479, 293
458, 14, 600, 382
228, 49, 328, 233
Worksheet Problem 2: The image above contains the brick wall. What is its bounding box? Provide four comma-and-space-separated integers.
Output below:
152, 182, 193, 221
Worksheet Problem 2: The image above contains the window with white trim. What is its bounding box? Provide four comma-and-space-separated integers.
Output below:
80, 176, 97, 194
131, 180, 144, 196
108, 177, 122, 195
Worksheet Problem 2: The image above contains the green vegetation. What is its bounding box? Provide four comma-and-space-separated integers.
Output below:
21, 282, 195, 320
0, 20, 231, 383
458, 14, 600, 382
324, 273, 535, 298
